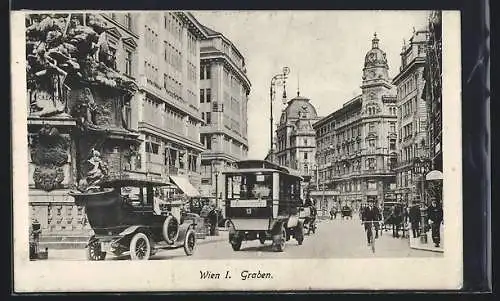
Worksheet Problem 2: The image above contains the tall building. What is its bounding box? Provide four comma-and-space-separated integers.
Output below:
312, 34, 398, 215
392, 27, 429, 205
132, 12, 207, 191
197, 25, 251, 199
275, 92, 320, 191
423, 11, 442, 172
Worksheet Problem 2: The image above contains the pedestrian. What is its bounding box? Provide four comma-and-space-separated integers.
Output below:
361, 199, 381, 244
427, 199, 443, 247
409, 204, 421, 238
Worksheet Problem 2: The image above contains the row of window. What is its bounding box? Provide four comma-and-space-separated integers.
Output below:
187, 31, 197, 57
400, 143, 420, 163
200, 65, 212, 80
163, 73, 183, 100
187, 62, 197, 83
144, 60, 159, 86
109, 13, 133, 31
164, 13, 183, 42
200, 88, 212, 103
317, 137, 396, 164
144, 25, 159, 52
401, 123, 414, 139
164, 42, 183, 71
401, 97, 417, 118
397, 74, 418, 100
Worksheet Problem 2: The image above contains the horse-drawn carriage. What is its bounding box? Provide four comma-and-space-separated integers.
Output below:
69, 179, 197, 260
223, 160, 305, 252
382, 201, 405, 237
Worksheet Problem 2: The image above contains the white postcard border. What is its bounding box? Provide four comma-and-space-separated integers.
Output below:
12, 10, 463, 292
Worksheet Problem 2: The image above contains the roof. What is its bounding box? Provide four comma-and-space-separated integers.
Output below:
280, 92, 318, 125
201, 25, 220, 36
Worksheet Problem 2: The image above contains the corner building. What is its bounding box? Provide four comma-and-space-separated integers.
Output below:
392, 28, 429, 205
198, 25, 251, 199
313, 34, 398, 214
132, 12, 207, 191
275, 92, 320, 187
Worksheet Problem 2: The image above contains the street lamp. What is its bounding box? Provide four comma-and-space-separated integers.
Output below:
211, 160, 222, 236
269, 67, 290, 163
413, 157, 431, 244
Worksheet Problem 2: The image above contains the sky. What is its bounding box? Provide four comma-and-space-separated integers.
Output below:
192, 11, 430, 160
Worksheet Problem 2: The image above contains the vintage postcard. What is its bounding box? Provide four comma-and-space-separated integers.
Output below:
12, 10, 462, 292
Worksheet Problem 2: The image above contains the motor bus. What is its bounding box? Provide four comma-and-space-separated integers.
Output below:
223, 160, 305, 252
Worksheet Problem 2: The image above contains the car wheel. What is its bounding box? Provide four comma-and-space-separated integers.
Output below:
87, 237, 106, 261
230, 236, 243, 251
129, 232, 151, 260
184, 229, 196, 256
162, 215, 179, 245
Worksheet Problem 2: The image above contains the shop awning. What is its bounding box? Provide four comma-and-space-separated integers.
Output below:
169, 175, 201, 197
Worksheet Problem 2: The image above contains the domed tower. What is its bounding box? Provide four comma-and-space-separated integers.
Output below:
361, 33, 392, 91
360, 33, 395, 117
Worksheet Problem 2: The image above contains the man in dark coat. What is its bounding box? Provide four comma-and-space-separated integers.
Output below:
361, 200, 381, 244
427, 199, 443, 247
409, 204, 421, 238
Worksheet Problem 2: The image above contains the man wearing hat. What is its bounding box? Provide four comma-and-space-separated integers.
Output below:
427, 198, 443, 247
361, 199, 382, 245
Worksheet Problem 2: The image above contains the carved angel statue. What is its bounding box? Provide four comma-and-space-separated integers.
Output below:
86, 148, 108, 189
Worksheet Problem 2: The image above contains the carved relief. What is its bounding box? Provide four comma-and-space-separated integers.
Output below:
30, 125, 70, 191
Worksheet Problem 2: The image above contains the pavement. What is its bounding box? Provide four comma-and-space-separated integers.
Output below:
43, 216, 442, 260
44, 230, 228, 261
408, 224, 444, 253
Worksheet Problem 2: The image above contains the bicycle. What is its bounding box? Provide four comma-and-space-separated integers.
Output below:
362, 221, 381, 253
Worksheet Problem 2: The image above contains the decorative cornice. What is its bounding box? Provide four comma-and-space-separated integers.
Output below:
122, 37, 138, 48
201, 53, 251, 92
106, 27, 122, 39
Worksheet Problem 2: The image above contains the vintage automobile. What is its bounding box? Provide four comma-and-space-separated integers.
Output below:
69, 179, 197, 260
223, 160, 305, 252
341, 205, 353, 219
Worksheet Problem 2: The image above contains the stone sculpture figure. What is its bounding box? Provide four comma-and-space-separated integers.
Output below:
84, 148, 108, 190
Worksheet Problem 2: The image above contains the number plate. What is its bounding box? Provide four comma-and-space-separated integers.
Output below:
101, 242, 112, 252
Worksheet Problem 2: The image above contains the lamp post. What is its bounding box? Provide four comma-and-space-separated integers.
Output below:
413, 157, 430, 244
212, 160, 221, 236
269, 67, 290, 163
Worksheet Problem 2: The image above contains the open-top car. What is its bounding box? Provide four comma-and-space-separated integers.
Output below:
69, 179, 197, 260
223, 160, 305, 252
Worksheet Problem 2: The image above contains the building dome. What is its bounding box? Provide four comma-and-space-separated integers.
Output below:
279, 92, 318, 125
364, 33, 388, 69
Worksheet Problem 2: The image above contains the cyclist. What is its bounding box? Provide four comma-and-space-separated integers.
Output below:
361, 199, 381, 245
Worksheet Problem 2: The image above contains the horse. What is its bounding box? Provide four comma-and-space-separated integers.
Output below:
384, 205, 404, 238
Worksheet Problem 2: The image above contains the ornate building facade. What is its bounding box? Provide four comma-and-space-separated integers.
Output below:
392, 28, 430, 205
275, 92, 320, 193
312, 34, 398, 215
423, 11, 443, 173
197, 25, 251, 199
133, 12, 207, 191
